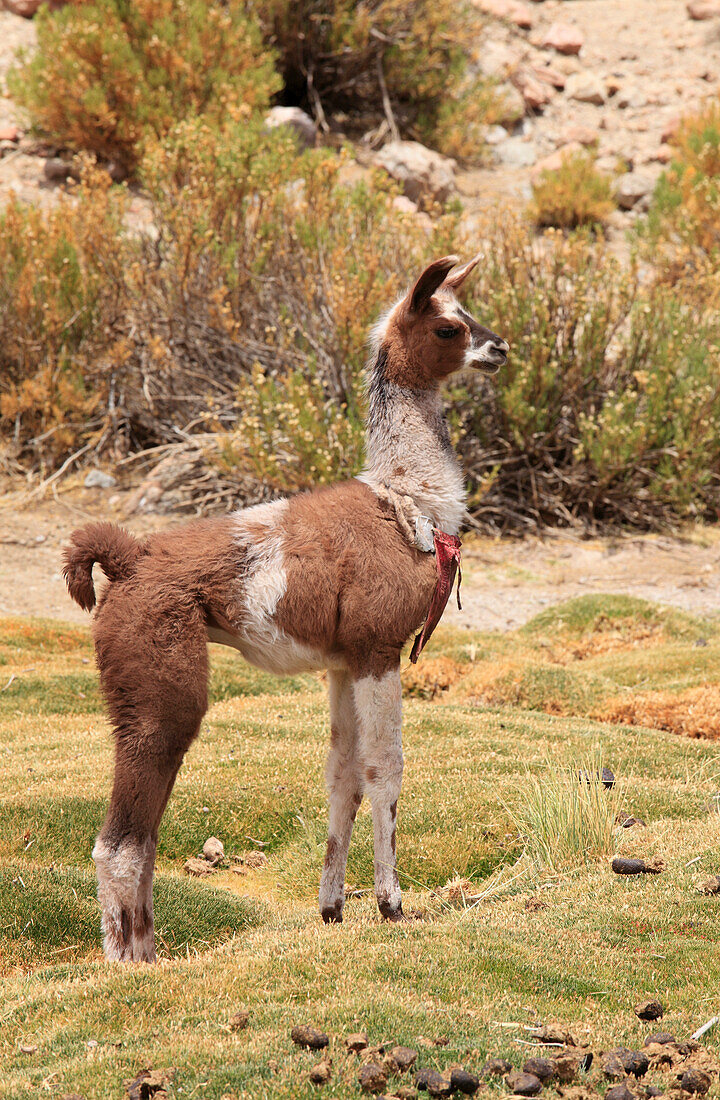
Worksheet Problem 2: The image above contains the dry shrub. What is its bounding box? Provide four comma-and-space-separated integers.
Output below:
456, 214, 720, 531
598, 686, 720, 741
8, 0, 279, 175
401, 656, 466, 699
529, 152, 614, 230
255, 0, 494, 157
545, 619, 665, 664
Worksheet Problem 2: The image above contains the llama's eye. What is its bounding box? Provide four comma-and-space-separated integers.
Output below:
436, 327, 458, 339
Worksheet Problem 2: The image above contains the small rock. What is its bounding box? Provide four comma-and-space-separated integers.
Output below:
184, 857, 214, 877
473, 0, 535, 28
495, 136, 537, 167
579, 767, 616, 788
565, 71, 606, 106
531, 64, 566, 89
566, 126, 599, 146
392, 1047, 419, 1072
473, 39, 520, 80
19, 1044, 37, 1054
636, 1001, 664, 1022
616, 87, 648, 110
347, 1033, 370, 1052
622, 817, 646, 829
265, 106, 317, 148
680, 1071, 711, 1095
687, 0, 720, 18
644, 1035, 676, 1048
202, 836, 224, 865
43, 157, 79, 183
450, 1068, 481, 1094
606, 1084, 636, 1100
0, 125, 20, 143
624, 1052, 650, 1078
374, 140, 456, 206
1, 0, 47, 14
543, 21, 584, 54
84, 469, 117, 490
393, 195, 420, 216
229, 1010, 249, 1031
506, 1071, 543, 1096
615, 172, 655, 210
496, 82, 527, 125
697, 876, 720, 895
530, 142, 583, 180
554, 1053, 591, 1081
645, 1088, 664, 1098
359, 1063, 389, 1093
612, 856, 664, 875
603, 1055, 629, 1081
484, 1058, 513, 1076
515, 70, 554, 109
309, 1059, 332, 1085
532, 1025, 576, 1046
291, 1026, 329, 1051
426, 1071, 453, 1097
524, 1058, 555, 1083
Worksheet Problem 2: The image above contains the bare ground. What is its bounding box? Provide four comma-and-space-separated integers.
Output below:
2, 491, 719, 629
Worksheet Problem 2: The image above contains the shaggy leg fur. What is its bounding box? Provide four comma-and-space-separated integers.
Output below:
319, 671, 363, 923
92, 589, 208, 962
353, 668, 404, 921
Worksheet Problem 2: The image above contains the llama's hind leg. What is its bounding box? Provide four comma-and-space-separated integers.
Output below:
319, 671, 362, 923
93, 599, 208, 962
352, 665, 404, 921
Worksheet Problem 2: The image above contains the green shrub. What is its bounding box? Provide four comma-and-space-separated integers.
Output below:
8, 0, 279, 175
529, 151, 614, 230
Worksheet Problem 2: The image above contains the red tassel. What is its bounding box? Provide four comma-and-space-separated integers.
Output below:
410, 530, 462, 664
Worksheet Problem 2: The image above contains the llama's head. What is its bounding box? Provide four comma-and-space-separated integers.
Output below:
373, 255, 508, 389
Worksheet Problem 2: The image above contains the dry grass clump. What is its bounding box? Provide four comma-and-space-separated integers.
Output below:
8, 0, 279, 176
401, 656, 466, 699
529, 152, 615, 230
505, 758, 622, 872
598, 686, 720, 741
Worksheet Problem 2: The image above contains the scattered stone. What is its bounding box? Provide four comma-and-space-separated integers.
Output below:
291, 1026, 329, 1051
615, 172, 655, 210
485, 125, 510, 146
229, 1010, 249, 1032
616, 86, 648, 110
184, 857, 214, 877
554, 1052, 591, 1081
473, 39, 520, 80
645, 1035, 676, 1048
532, 1025, 576, 1046
125, 1068, 174, 1100
622, 817, 647, 829
543, 21, 584, 54
426, 1071, 453, 1097
687, 0, 720, 19
496, 82, 527, 125
680, 1070, 711, 1095
495, 136, 537, 167
507, 1071, 543, 1096
603, 1054, 629, 1080
484, 1058, 513, 1076
524, 1058, 555, 1083
1, 0, 52, 14
612, 857, 664, 875
530, 142, 583, 180
450, 1067, 481, 1094
359, 1063, 388, 1094
473, 0, 535, 28
531, 64, 566, 89
392, 1047, 419, 1072
374, 141, 456, 205
309, 1059, 332, 1085
606, 1083, 636, 1100
566, 126, 599, 146
19, 1044, 37, 1054
347, 1033, 370, 1052
0, 125, 20, 143
636, 1001, 664, 1022
565, 71, 606, 106
264, 106, 317, 148
697, 876, 720, 895
43, 157, 79, 183
515, 69, 554, 109
202, 836, 224, 865
83, 469, 117, 490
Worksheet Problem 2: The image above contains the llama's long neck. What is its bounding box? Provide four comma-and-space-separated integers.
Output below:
357, 350, 467, 537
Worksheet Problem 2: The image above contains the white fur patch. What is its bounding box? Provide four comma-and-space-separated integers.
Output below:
93, 837, 154, 962
218, 500, 329, 675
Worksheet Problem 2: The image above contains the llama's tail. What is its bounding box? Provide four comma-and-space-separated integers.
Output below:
63, 522, 144, 612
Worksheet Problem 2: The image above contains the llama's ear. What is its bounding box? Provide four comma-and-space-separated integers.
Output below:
408, 255, 459, 313
443, 253, 480, 291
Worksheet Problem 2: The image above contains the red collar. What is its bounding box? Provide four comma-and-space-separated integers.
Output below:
410, 530, 462, 663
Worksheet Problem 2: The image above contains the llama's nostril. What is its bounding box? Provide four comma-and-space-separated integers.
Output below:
495, 339, 510, 353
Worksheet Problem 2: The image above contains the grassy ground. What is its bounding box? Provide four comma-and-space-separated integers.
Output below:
1, 599, 719, 1099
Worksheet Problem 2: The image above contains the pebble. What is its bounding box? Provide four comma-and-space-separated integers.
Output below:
309, 1060, 332, 1085
426, 1072, 452, 1097
202, 836, 224, 865
229, 1010, 249, 1031
392, 1047, 419, 1072
523, 1058, 555, 1083
450, 1068, 481, 1094
624, 1051, 650, 1077
680, 1070, 711, 1095
606, 1082, 637, 1100
83, 469, 117, 490
687, 0, 720, 19
483, 1058, 513, 1076
602, 1054, 628, 1080
611, 857, 664, 875
359, 1063, 388, 1093
565, 71, 606, 106
636, 1001, 664, 1021
644, 1034, 676, 1047
347, 1032, 370, 1052
291, 1025, 329, 1050
506, 1071, 543, 1095
543, 21, 584, 55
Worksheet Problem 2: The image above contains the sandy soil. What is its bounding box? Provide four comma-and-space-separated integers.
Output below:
2, 493, 719, 631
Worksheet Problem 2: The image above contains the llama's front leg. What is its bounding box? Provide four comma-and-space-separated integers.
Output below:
353, 666, 404, 921
319, 671, 362, 923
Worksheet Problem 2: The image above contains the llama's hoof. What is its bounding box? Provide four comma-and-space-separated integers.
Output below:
320, 901, 343, 924
378, 899, 405, 922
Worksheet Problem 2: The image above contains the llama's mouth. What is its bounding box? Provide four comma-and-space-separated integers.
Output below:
470, 340, 509, 374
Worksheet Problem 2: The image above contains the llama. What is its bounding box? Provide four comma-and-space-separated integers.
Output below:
63, 255, 508, 962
